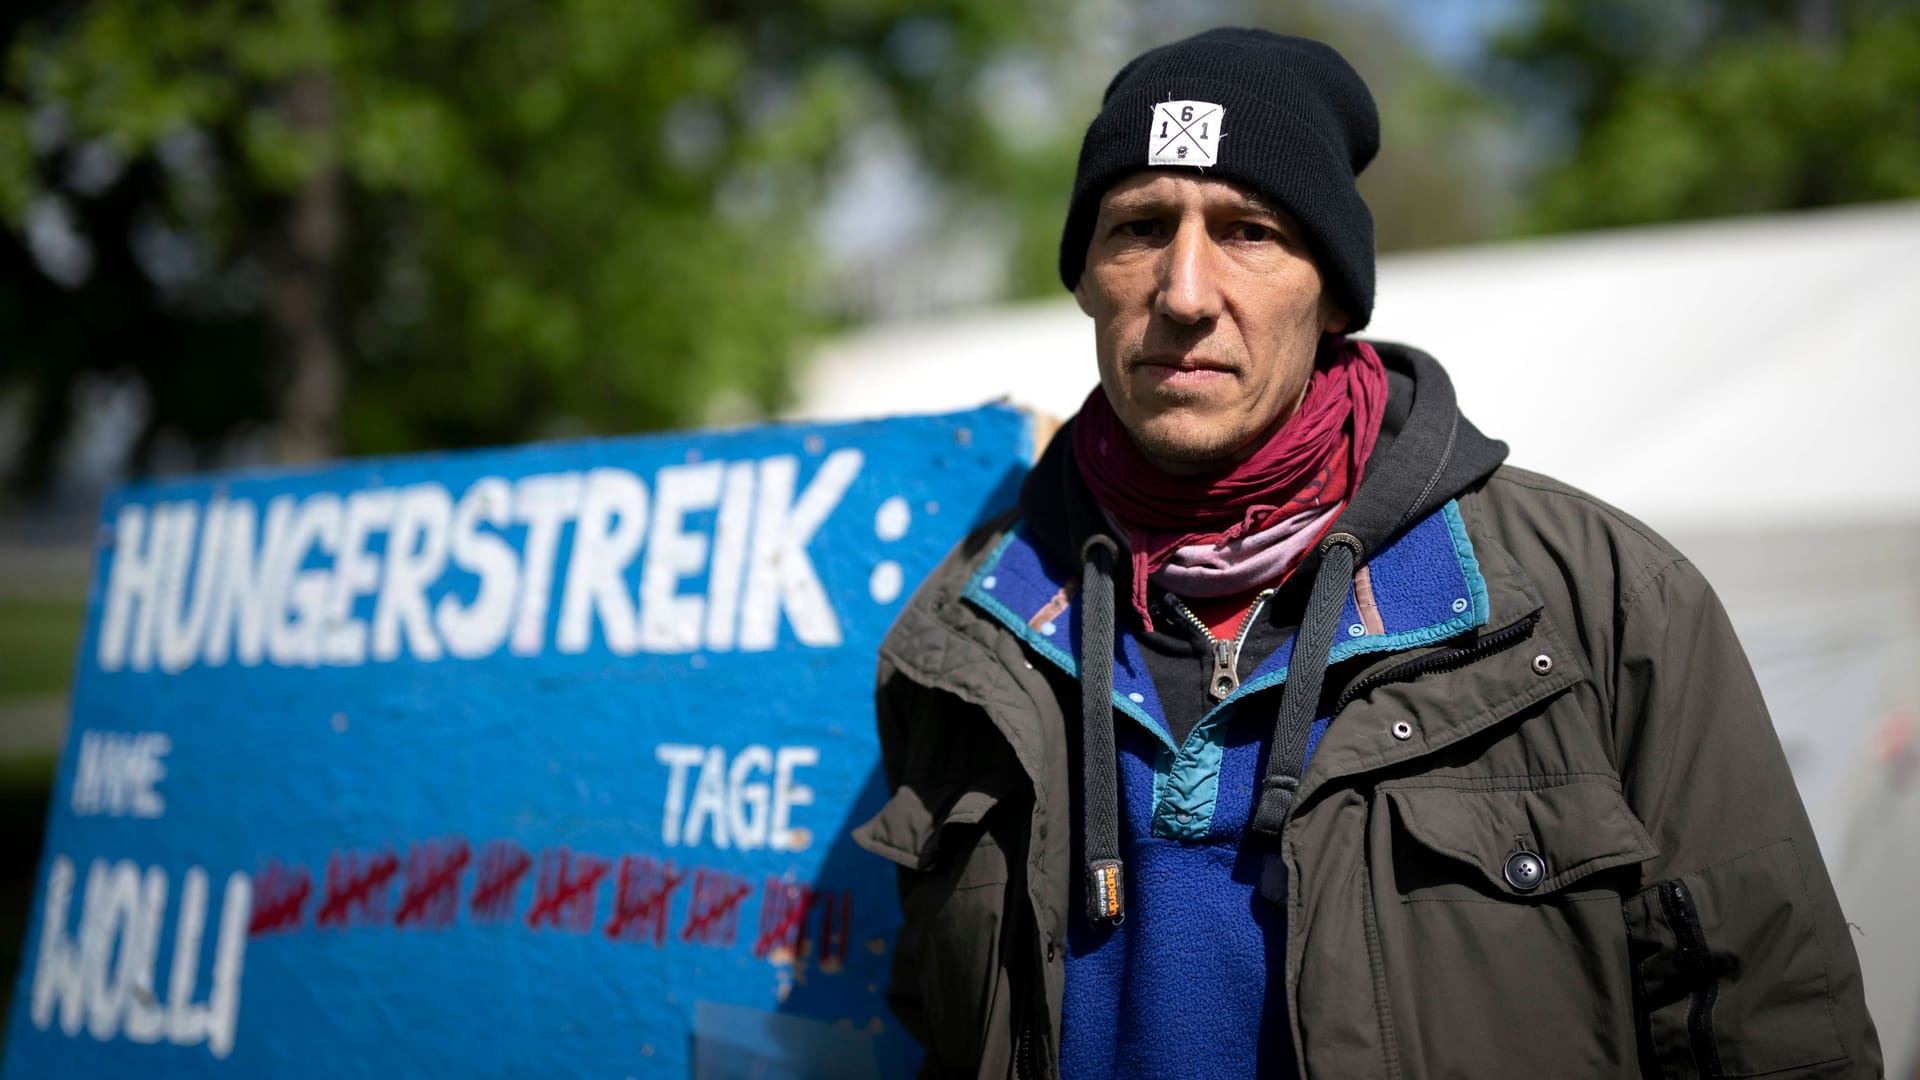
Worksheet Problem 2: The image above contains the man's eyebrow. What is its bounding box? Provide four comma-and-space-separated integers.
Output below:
1101, 189, 1291, 216
1096, 187, 1299, 230
1098, 190, 1167, 216
1234, 193, 1290, 220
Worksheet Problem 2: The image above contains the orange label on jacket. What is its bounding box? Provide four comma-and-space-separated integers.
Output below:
1097, 865, 1121, 917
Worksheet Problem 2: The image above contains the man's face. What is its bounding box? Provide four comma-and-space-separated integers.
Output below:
1074, 172, 1345, 475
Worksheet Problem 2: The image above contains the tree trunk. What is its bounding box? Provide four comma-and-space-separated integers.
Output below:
1797, 0, 1842, 43
270, 70, 342, 464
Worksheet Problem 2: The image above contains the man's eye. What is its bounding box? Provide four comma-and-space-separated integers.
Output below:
1116, 220, 1161, 239
1233, 222, 1279, 243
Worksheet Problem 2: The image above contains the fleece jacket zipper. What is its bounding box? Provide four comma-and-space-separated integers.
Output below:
1166, 589, 1276, 701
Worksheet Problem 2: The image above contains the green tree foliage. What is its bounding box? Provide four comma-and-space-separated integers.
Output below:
1492, 0, 1920, 232
1250, 1, 1518, 253
0, 0, 1057, 490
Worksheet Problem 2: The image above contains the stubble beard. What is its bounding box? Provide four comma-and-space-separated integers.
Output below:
1126, 411, 1249, 467
1115, 363, 1314, 473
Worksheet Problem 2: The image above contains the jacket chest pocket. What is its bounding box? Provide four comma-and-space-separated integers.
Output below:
1370, 779, 1661, 1078
854, 779, 1016, 1074
1383, 779, 1660, 902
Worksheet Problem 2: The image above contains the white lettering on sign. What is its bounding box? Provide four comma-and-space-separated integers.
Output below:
655, 743, 818, 852
267, 493, 342, 669
69, 731, 171, 818
93, 448, 867, 671
639, 462, 724, 653
508, 471, 583, 657
435, 477, 519, 659
770, 745, 819, 852
740, 451, 862, 651
703, 461, 757, 652
200, 496, 294, 668
29, 856, 250, 1059
320, 489, 395, 666
373, 483, 453, 663
556, 467, 649, 656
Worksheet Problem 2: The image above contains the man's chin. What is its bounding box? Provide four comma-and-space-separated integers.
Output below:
1121, 417, 1250, 474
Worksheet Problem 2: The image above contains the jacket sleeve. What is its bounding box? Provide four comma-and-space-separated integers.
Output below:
861, 653, 1027, 1078
1610, 556, 1882, 1078
868, 656, 935, 1053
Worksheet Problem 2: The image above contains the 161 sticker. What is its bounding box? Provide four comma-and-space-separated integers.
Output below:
1148, 100, 1222, 167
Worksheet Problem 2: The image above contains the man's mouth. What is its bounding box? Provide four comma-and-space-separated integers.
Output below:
1133, 355, 1234, 387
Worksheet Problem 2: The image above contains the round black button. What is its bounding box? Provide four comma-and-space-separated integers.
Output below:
1504, 850, 1547, 891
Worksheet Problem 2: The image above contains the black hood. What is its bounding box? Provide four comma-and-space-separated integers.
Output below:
1017, 340, 1506, 580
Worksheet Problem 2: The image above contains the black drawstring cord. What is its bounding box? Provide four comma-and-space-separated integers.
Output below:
1078, 529, 1359, 917
1249, 531, 1362, 906
1078, 533, 1125, 924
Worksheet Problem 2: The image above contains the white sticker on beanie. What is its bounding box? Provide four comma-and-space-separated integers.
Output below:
1148, 100, 1223, 167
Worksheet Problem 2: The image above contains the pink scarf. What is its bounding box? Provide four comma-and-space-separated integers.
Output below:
1073, 338, 1388, 629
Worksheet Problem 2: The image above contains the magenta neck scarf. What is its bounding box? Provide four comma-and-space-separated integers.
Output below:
1073, 337, 1388, 629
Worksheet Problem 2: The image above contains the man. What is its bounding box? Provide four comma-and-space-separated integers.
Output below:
852, 27, 1881, 1079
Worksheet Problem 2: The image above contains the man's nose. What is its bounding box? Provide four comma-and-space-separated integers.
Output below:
1156, 218, 1224, 325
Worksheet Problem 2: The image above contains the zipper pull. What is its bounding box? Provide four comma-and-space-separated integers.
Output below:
1210, 639, 1239, 701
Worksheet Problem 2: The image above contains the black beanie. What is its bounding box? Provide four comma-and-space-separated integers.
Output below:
1058, 28, 1380, 330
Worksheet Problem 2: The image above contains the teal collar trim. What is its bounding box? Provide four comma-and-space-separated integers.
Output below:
962, 500, 1490, 838
962, 529, 1176, 752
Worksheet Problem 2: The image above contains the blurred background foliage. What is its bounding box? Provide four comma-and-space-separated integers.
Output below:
1, 0, 1913, 501
0, 0, 1067, 495
1492, 0, 1920, 231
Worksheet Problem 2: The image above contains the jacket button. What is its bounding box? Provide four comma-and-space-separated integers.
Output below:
1391, 721, 1413, 741
1504, 850, 1547, 891
1531, 653, 1554, 675
1046, 942, 1057, 962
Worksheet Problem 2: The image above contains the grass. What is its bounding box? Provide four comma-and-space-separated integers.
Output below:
0, 596, 85, 702
0, 752, 53, 1037
0, 589, 74, 1037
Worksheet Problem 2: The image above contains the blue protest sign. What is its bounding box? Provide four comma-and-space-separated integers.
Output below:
3, 405, 1031, 1078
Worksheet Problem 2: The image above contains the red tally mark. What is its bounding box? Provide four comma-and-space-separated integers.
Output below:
316, 849, 400, 929
248, 860, 312, 935
394, 837, 472, 929
242, 831, 859, 979
815, 888, 853, 973
752, 877, 815, 961
524, 846, 610, 932
678, 868, 751, 947
603, 855, 685, 947
469, 840, 533, 923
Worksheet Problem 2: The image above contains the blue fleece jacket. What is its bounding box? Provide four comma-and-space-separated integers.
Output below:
960, 501, 1489, 1079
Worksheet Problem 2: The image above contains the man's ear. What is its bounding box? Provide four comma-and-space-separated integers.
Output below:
1320, 292, 1349, 335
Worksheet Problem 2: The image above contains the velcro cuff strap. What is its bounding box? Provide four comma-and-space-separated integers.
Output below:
1086, 858, 1125, 924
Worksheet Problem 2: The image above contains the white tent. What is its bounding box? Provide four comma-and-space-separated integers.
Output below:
794, 200, 1920, 1064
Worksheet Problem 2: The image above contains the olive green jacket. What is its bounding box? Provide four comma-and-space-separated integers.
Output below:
853, 464, 1882, 1079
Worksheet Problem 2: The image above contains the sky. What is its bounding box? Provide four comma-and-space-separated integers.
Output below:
1385, 0, 1526, 63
